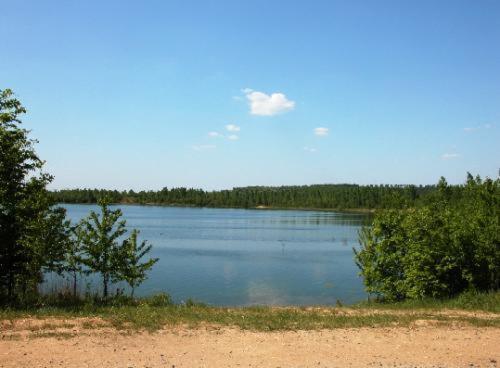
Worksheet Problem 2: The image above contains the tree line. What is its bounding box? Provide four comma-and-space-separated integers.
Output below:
0, 89, 157, 304
52, 183, 443, 210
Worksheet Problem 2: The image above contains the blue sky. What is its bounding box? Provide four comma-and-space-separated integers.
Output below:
1, 0, 499, 190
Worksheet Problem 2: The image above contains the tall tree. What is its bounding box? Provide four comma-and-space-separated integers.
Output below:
0, 88, 69, 302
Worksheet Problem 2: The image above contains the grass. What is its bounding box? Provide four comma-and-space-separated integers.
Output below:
1, 292, 498, 333
355, 291, 500, 313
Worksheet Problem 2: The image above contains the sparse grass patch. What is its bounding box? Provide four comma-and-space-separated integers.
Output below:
1, 291, 499, 333
31, 331, 76, 339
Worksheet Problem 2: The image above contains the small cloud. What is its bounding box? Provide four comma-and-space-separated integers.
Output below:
208, 131, 222, 138
464, 124, 494, 132
227, 134, 239, 141
225, 124, 240, 132
441, 153, 460, 160
192, 144, 216, 151
232, 96, 243, 101
314, 127, 329, 136
243, 89, 295, 116
303, 146, 317, 153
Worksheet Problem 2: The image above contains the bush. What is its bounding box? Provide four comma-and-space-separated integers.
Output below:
355, 175, 499, 300
144, 293, 173, 307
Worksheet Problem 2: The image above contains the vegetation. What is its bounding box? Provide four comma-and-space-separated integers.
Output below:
0, 291, 498, 332
355, 175, 499, 300
51, 184, 438, 210
0, 89, 157, 305
0, 89, 70, 303
119, 229, 158, 297
79, 198, 128, 299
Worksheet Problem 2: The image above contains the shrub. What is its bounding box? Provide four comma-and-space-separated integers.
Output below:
144, 293, 173, 307
355, 175, 499, 300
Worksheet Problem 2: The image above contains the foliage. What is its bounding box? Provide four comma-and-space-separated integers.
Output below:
355, 175, 500, 300
51, 183, 437, 210
0, 89, 70, 303
119, 229, 158, 297
64, 223, 85, 297
79, 198, 127, 299
79, 198, 158, 299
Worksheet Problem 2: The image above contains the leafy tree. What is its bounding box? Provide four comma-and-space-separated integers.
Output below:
355, 174, 499, 300
0, 88, 69, 303
65, 222, 85, 298
80, 198, 127, 299
120, 229, 158, 297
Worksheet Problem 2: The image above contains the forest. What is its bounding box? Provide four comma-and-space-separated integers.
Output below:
53, 183, 446, 210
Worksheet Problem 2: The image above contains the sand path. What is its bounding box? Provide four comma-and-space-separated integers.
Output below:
1, 321, 499, 367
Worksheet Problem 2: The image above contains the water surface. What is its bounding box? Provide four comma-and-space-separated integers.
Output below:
54, 205, 369, 306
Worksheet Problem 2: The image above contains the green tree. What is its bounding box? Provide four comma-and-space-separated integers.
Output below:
65, 222, 85, 298
120, 229, 158, 297
0, 88, 69, 303
80, 198, 126, 299
355, 174, 499, 300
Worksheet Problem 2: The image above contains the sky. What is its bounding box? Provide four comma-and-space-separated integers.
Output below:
1, 0, 499, 190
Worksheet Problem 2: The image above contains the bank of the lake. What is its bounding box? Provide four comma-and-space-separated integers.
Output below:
2, 291, 499, 332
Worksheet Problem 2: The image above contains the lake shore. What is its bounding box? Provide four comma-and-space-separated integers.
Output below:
58, 201, 377, 214
2, 293, 499, 367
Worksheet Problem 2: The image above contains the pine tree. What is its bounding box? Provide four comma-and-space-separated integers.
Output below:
80, 198, 126, 299
120, 229, 158, 297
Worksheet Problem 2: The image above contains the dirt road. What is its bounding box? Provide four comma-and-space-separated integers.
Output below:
0, 319, 499, 367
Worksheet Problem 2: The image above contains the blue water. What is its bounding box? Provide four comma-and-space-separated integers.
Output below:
50, 204, 369, 306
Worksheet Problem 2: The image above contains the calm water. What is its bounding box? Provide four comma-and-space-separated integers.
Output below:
51, 204, 370, 306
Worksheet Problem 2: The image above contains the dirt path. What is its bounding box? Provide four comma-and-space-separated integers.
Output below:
0, 321, 499, 368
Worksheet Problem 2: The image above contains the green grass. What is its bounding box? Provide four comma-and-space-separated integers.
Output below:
1, 292, 498, 332
355, 291, 500, 313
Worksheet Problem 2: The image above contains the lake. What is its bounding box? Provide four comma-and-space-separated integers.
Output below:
52, 204, 370, 306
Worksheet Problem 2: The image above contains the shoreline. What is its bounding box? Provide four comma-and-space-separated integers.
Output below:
57, 201, 376, 214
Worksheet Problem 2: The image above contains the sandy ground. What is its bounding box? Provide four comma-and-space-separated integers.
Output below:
0, 319, 499, 368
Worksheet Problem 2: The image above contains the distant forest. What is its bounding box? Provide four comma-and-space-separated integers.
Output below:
50, 182, 467, 210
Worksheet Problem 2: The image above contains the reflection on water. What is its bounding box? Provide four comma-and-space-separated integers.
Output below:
49, 205, 370, 306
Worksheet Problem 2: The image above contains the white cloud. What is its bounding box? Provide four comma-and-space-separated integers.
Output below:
208, 131, 222, 138
243, 89, 295, 116
441, 153, 460, 160
192, 144, 216, 151
314, 127, 329, 136
225, 124, 240, 132
227, 134, 239, 141
464, 124, 494, 132
303, 146, 317, 153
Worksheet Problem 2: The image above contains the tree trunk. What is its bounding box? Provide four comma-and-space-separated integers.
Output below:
73, 271, 77, 299
7, 271, 13, 301
131, 287, 135, 298
103, 274, 108, 300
